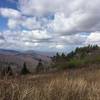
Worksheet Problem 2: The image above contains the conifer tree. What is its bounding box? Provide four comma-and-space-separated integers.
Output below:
36, 59, 44, 73
20, 62, 30, 75
61, 53, 66, 58
56, 52, 60, 58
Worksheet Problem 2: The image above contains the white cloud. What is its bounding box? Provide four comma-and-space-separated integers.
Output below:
85, 32, 100, 45
0, 0, 100, 51
0, 8, 21, 18
18, 0, 100, 34
21, 30, 51, 40
0, 29, 87, 50
48, 11, 100, 34
49, 44, 64, 49
50, 34, 87, 45
56, 45, 64, 49
7, 19, 20, 29
6, 16, 43, 30
21, 17, 41, 30
1, 0, 100, 33
18, 0, 67, 16
18, 0, 100, 16
48, 12, 76, 33
0, 30, 52, 50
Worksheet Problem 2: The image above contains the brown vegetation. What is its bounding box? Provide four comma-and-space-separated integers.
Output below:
0, 68, 100, 100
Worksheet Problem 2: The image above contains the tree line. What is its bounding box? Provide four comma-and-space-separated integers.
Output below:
1, 59, 44, 76
51, 45, 100, 69
0, 45, 100, 76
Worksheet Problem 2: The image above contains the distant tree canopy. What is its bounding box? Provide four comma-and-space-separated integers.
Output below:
51, 45, 100, 70
20, 62, 30, 75
36, 59, 44, 73
51, 52, 68, 70
67, 45, 100, 59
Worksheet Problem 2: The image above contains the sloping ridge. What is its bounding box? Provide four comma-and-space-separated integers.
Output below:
0, 49, 51, 72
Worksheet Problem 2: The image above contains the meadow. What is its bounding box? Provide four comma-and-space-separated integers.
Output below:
0, 67, 100, 100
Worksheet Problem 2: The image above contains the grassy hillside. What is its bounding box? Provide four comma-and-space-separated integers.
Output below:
0, 68, 100, 100
52, 45, 100, 70
0, 45, 100, 100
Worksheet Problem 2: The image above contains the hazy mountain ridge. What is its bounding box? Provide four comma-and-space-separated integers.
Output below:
0, 49, 51, 72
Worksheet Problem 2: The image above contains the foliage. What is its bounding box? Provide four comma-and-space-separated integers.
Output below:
67, 51, 75, 59
67, 59, 85, 69
51, 45, 100, 70
20, 62, 30, 75
36, 59, 44, 73
51, 52, 68, 70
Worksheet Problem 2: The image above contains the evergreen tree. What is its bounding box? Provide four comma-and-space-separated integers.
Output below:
61, 53, 66, 58
56, 52, 60, 58
67, 51, 75, 59
75, 47, 79, 52
36, 59, 44, 73
93, 45, 99, 50
20, 62, 30, 75
7, 65, 13, 75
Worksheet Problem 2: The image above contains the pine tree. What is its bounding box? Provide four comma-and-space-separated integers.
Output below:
67, 51, 75, 59
61, 53, 66, 58
56, 52, 60, 58
7, 65, 13, 75
36, 59, 44, 73
20, 62, 30, 75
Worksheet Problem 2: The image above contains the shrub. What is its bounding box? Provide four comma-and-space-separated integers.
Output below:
55, 62, 68, 70
68, 59, 84, 69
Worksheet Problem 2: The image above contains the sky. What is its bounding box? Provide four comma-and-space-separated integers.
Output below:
0, 0, 100, 52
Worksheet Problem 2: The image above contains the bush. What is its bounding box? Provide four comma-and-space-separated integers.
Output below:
68, 59, 84, 69
55, 62, 68, 70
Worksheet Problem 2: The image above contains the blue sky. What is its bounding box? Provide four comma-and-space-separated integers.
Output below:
0, 0, 18, 30
0, 0, 100, 52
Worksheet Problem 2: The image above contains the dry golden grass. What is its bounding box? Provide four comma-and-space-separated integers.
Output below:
0, 68, 100, 100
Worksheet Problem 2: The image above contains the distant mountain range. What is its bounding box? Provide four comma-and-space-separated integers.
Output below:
0, 49, 53, 72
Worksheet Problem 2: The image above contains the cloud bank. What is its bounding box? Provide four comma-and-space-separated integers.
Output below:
0, 0, 100, 51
